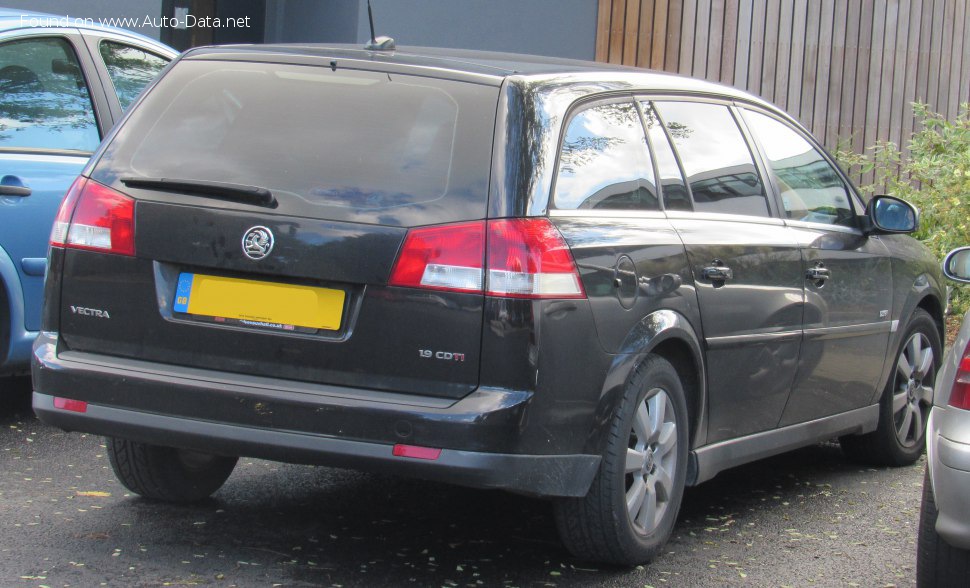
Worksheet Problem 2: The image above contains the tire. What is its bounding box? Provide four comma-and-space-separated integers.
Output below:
917, 467, 970, 586
553, 354, 689, 565
107, 437, 237, 503
840, 308, 940, 466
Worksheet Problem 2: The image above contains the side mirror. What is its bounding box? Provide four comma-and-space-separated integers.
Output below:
864, 195, 918, 234
943, 247, 970, 284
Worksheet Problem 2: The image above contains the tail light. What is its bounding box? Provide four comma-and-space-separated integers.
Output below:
486, 219, 585, 298
389, 218, 585, 299
948, 340, 970, 410
388, 221, 485, 293
50, 177, 135, 256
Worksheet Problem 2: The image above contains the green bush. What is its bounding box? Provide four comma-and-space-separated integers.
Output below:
836, 102, 970, 316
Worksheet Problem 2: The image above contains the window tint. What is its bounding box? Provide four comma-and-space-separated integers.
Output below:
654, 101, 769, 217
742, 110, 855, 227
554, 101, 658, 211
91, 61, 498, 227
99, 41, 169, 111
640, 102, 690, 211
0, 37, 99, 151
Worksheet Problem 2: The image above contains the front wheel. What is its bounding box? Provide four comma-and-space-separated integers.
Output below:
107, 437, 237, 503
554, 354, 689, 565
840, 308, 940, 466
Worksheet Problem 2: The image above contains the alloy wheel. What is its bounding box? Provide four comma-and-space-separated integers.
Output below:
625, 387, 678, 534
893, 332, 934, 447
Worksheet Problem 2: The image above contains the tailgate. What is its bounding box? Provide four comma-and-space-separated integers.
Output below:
57, 56, 499, 399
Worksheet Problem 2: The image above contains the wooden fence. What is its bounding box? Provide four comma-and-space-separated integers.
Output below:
596, 0, 970, 183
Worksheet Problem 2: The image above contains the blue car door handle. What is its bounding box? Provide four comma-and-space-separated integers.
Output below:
0, 175, 31, 197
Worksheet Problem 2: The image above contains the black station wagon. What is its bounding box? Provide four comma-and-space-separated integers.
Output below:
33, 44, 945, 565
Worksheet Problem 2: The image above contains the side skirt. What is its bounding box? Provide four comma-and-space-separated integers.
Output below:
688, 405, 879, 486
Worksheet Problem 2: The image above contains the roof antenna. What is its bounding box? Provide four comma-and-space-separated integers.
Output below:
364, 0, 396, 51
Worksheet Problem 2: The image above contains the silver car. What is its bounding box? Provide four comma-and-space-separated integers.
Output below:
919, 246, 970, 585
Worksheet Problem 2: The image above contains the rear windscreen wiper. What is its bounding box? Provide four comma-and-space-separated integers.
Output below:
120, 177, 277, 208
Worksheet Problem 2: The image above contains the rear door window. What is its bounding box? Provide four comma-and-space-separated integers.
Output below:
0, 37, 100, 152
742, 110, 856, 227
553, 101, 658, 211
98, 40, 170, 110
654, 101, 769, 217
640, 102, 690, 211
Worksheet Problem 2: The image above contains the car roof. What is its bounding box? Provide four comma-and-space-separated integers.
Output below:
185, 43, 769, 107
0, 7, 175, 54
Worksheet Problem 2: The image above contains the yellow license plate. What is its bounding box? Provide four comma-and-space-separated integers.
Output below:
173, 273, 344, 331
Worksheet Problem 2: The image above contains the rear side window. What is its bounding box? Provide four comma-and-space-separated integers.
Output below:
92, 60, 498, 227
0, 37, 99, 152
98, 41, 169, 111
654, 101, 769, 217
742, 110, 855, 227
554, 101, 658, 211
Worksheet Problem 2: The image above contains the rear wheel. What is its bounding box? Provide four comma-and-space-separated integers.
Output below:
107, 437, 237, 503
917, 467, 970, 586
554, 355, 689, 565
840, 308, 940, 465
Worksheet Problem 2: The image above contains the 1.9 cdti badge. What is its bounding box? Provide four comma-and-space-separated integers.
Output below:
242, 226, 274, 260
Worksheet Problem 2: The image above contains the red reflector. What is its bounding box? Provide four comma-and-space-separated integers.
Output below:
53, 397, 88, 413
392, 444, 442, 460
950, 347, 970, 410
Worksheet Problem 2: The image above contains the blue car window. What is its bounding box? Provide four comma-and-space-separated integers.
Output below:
98, 41, 169, 111
0, 37, 100, 152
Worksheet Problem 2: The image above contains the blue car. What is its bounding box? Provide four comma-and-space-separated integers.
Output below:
0, 9, 175, 379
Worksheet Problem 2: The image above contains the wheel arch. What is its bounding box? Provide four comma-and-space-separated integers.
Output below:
0, 245, 27, 372
917, 293, 945, 344
871, 277, 946, 406
584, 309, 707, 457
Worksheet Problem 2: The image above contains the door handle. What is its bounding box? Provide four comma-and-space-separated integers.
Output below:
806, 263, 831, 286
0, 185, 31, 196
0, 175, 31, 197
701, 260, 733, 285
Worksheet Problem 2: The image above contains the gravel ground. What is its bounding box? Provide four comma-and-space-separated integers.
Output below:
0, 377, 923, 587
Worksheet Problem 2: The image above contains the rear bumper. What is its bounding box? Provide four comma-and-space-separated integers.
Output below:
928, 406, 970, 550
32, 334, 600, 497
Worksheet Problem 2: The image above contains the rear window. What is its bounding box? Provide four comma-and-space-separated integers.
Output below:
91, 59, 498, 226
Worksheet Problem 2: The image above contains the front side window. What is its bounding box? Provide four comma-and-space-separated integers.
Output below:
654, 101, 769, 217
0, 37, 99, 151
554, 101, 658, 211
99, 41, 170, 111
742, 110, 855, 227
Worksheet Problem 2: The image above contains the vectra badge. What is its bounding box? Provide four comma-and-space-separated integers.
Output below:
242, 226, 274, 260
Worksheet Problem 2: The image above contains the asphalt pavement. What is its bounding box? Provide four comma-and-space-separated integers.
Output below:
0, 376, 922, 587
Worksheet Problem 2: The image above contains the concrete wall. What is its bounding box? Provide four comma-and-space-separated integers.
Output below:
264, 0, 359, 44
3, 0, 163, 39
268, 0, 598, 60
353, 0, 598, 59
